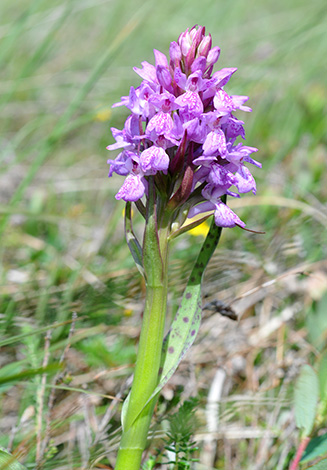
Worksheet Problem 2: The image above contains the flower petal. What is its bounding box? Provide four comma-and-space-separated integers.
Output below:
234, 165, 256, 194
140, 146, 170, 175
133, 61, 157, 83
203, 129, 227, 156
214, 202, 245, 228
175, 91, 203, 117
115, 174, 145, 201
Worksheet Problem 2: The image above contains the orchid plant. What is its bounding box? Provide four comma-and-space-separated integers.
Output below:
107, 25, 260, 470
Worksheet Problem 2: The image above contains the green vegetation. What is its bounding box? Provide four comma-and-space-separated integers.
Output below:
0, 0, 326, 468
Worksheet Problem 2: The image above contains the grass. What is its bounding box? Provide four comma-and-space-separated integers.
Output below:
0, 0, 327, 468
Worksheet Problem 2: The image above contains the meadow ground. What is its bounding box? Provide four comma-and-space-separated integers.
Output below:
0, 0, 327, 468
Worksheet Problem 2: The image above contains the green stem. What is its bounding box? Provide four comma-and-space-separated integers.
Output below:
115, 182, 169, 470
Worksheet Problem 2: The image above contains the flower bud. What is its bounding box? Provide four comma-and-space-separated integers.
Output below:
169, 41, 182, 68
198, 34, 212, 58
206, 46, 220, 68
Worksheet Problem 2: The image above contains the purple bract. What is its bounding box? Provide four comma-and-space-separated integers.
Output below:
107, 26, 260, 228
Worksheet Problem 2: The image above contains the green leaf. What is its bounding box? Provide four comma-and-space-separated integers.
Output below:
0, 318, 78, 347
147, 217, 223, 405
302, 457, 327, 469
294, 365, 319, 436
306, 293, 327, 351
301, 433, 327, 463
0, 449, 27, 470
121, 392, 131, 431
318, 351, 327, 400
0, 363, 61, 386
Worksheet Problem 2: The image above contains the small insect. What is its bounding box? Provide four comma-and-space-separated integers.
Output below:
203, 299, 238, 321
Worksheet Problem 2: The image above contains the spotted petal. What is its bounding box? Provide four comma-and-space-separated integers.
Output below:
115, 174, 145, 202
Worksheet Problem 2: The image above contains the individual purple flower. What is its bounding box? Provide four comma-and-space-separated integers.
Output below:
145, 112, 177, 147
140, 146, 170, 175
202, 129, 227, 157
115, 174, 146, 202
133, 61, 158, 84
188, 184, 245, 228
234, 165, 257, 194
107, 25, 260, 228
107, 150, 133, 177
213, 201, 246, 228
175, 91, 204, 120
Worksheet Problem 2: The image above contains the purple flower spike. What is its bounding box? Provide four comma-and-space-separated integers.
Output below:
107, 25, 260, 229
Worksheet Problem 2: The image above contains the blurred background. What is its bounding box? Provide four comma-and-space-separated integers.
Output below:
0, 0, 326, 468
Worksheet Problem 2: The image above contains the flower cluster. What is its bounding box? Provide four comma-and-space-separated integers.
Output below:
107, 26, 260, 227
